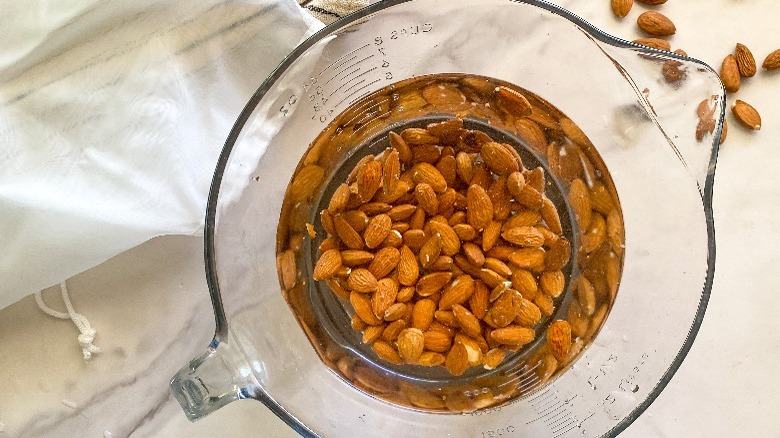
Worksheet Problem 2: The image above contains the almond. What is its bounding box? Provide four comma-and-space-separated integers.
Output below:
372, 340, 403, 365
568, 178, 592, 231
414, 183, 439, 215
418, 234, 442, 268
340, 250, 374, 267
342, 210, 370, 233
735, 43, 757, 77
326, 278, 350, 300
484, 258, 512, 278
416, 272, 454, 297
368, 247, 400, 278
429, 221, 461, 256
389, 131, 413, 163
429, 255, 454, 271
487, 289, 520, 327
363, 213, 392, 249
455, 152, 474, 183
540, 270, 566, 298
467, 184, 494, 230
382, 148, 401, 195
763, 48, 780, 71
334, 215, 365, 250
637, 11, 676, 36
721, 54, 740, 93
546, 237, 571, 271
417, 351, 446, 367
312, 249, 341, 281
411, 162, 447, 193
516, 185, 542, 210
510, 269, 538, 298
632, 37, 670, 52
582, 213, 607, 253
506, 171, 526, 199
422, 83, 466, 107
439, 274, 476, 310
372, 277, 399, 317
402, 127, 438, 145
445, 341, 469, 376
397, 328, 425, 363
490, 325, 535, 346
453, 223, 477, 241
576, 276, 597, 316
426, 117, 464, 143
463, 242, 486, 267
547, 320, 572, 363
381, 319, 407, 342
508, 248, 546, 269
423, 330, 452, 353
481, 142, 520, 176
276, 250, 297, 290
502, 226, 545, 247
359, 202, 392, 216
732, 100, 761, 130
412, 144, 441, 164
636, 0, 666, 4
362, 324, 385, 344
611, 0, 632, 18
515, 119, 547, 154
289, 164, 324, 202
468, 281, 490, 319
396, 286, 415, 303
515, 298, 542, 327
356, 160, 382, 203
535, 293, 554, 317
347, 268, 378, 293
483, 348, 506, 370
412, 299, 437, 330
452, 304, 483, 338
351, 292, 381, 325
495, 86, 532, 118
383, 303, 407, 321
397, 245, 420, 286
351, 314, 368, 331
540, 197, 563, 234
481, 221, 502, 252
328, 183, 352, 214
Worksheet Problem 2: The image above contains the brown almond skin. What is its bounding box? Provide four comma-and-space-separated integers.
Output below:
637, 11, 676, 36
636, 0, 666, 4
720, 54, 741, 93
763, 49, 780, 71
611, 0, 633, 18
732, 100, 761, 130
632, 37, 670, 52
735, 43, 757, 77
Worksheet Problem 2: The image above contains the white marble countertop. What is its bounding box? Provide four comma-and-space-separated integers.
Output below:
2, 1, 780, 437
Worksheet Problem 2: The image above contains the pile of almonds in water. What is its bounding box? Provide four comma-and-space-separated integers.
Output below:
610, 0, 780, 141
311, 114, 573, 376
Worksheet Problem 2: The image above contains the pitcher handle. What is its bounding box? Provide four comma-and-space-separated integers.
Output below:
170, 339, 255, 421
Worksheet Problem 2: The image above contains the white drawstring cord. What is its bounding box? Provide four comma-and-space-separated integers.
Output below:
34, 281, 100, 361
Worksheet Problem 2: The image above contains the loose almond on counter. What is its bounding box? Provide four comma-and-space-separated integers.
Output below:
732, 100, 761, 130
720, 54, 741, 93
763, 48, 780, 71
611, 0, 633, 18
735, 43, 757, 77
637, 11, 676, 36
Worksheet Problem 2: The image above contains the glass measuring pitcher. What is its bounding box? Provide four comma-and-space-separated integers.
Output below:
170, 0, 724, 436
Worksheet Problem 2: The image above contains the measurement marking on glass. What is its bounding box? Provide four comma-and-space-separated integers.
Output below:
552, 424, 578, 438
529, 389, 554, 406
337, 79, 380, 107
527, 386, 552, 403
546, 410, 572, 428
325, 66, 360, 86
328, 54, 375, 84
318, 43, 370, 76
329, 73, 368, 97
342, 78, 367, 95
550, 418, 576, 433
